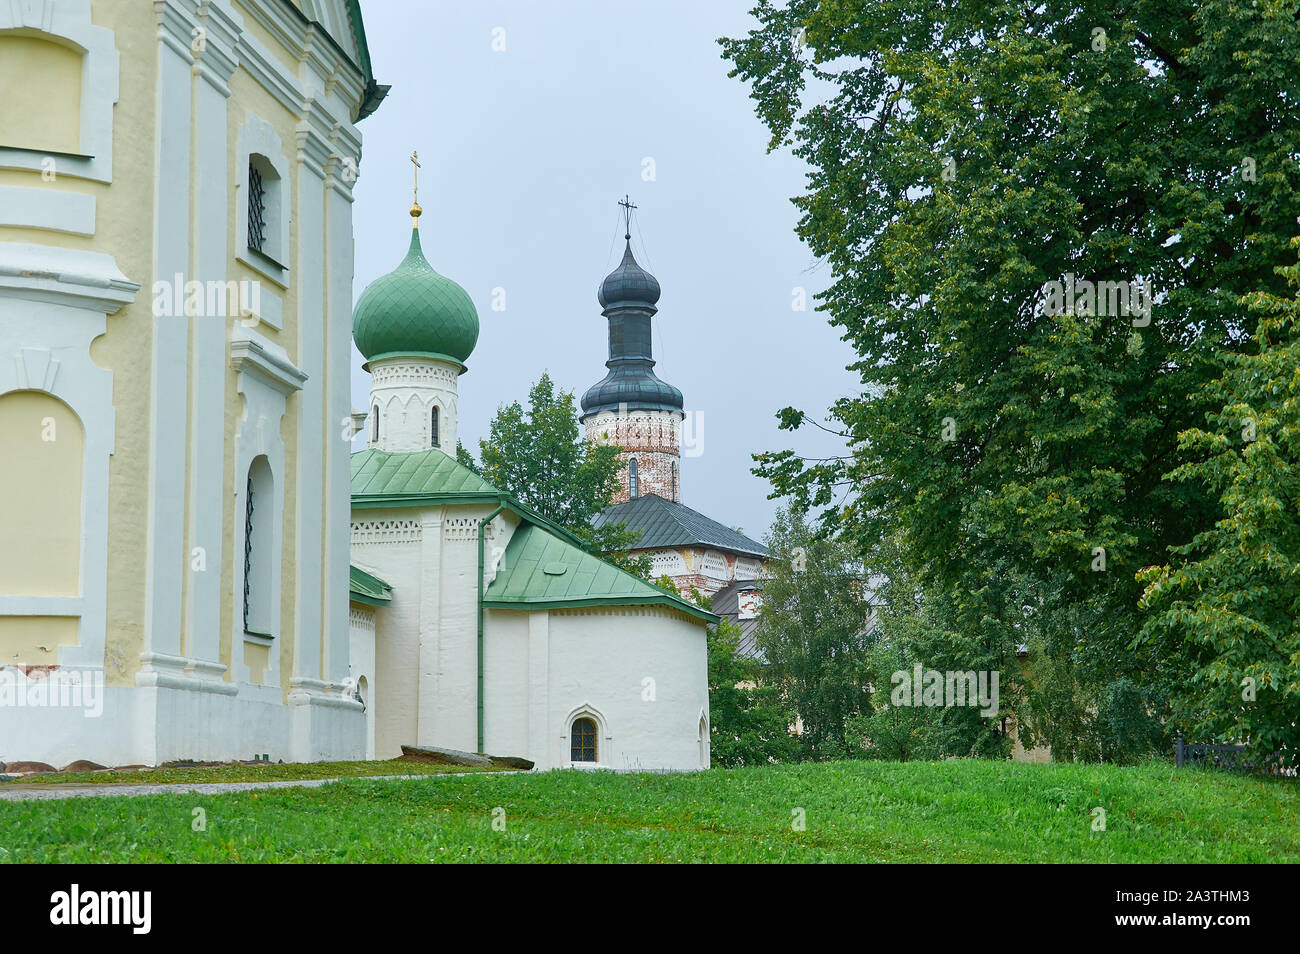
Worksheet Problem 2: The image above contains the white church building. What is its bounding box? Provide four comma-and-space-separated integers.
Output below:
345, 204, 715, 771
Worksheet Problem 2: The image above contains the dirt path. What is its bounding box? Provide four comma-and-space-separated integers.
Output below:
0, 771, 510, 802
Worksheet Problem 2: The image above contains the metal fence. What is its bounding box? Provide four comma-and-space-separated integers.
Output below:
1175, 732, 1297, 776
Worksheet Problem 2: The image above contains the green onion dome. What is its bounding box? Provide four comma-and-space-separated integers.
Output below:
353, 226, 479, 367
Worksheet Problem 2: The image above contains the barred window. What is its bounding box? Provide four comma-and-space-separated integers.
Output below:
431, 406, 440, 448
571, 718, 597, 763
247, 160, 266, 253
243, 457, 274, 637
629, 457, 638, 499
242, 470, 254, 631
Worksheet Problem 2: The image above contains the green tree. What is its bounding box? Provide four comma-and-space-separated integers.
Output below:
722, 0, 1300, 729
656, 579, 799, 766
756, 506, 873, 759
462, 374, 650, 577
838, 536, 1028, 760
1138, 241, 1300, 764
849, 640, 947, 762
1017, 600, 1167, 764
707, 614, 801, 768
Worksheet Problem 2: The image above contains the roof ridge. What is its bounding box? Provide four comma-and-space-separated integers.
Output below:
485, 523, 716, 623
594, 492, 768, 557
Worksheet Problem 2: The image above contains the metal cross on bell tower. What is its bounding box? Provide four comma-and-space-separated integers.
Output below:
618, 194, 637, 240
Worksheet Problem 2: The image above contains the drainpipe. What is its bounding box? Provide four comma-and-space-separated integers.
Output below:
476, 501, 506, 753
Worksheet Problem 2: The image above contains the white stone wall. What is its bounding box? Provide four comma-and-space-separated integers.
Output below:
350, 504, 517, 759
510, 606, 710, 771
0, 667, 365, 766
367, 356, 461, 454
352, 500, 710, 771
348, 604, 377, 759
351, 512, 426, 759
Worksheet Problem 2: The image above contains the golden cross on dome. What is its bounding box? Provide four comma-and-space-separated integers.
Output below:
410, 150, 422, 225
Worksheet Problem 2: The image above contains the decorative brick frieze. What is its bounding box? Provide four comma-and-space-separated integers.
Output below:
631, 545, 769, 601
584, 407, 684, 504
351, 519, 422, 545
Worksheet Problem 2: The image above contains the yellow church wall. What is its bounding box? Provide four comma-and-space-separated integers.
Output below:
0, 32, 83, 156
218, 394, 239, 683
0, 0, 369, 767
244, 639, 270, 685
0, 616, 80, 668
234, 3, 300, 78
278, 408, 298, 700
3, 2, 351, 711
0, 392, 83, 598
220, 64, 306, 700
0, 2, 158, 687
224, 69, 301, 351
87, 0, 159, 687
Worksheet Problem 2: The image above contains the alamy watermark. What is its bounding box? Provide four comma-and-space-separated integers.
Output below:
151, 274, 261, 320
1041, 273, 1153, 327
50, 885, 150, 934
0, 668, 104, 717
890, 665, 1000, 717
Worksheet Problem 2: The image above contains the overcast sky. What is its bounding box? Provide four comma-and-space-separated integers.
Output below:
349, 0, 857, 541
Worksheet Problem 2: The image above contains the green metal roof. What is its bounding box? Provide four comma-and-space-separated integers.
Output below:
353, 228, 479, 366
483, 523, 716, 623
593, 493, 768, 558
349, 564, 393, 606
351, 448, 715, 623
351, 447, 499, 505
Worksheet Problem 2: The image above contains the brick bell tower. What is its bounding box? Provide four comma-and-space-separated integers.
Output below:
580, 198, 684, 505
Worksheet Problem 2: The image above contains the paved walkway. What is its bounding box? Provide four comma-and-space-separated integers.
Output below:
0, 771, 507, 802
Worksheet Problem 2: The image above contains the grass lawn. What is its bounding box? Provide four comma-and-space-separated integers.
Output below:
1, 759, 1295, 863
0, 759, 499, 788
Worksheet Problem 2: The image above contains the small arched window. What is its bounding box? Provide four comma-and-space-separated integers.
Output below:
371, 405, 379, 442
671, 461, 678, 502
431, 405, 440, 448
628, 457, 638, 499
571, 717, 597, 763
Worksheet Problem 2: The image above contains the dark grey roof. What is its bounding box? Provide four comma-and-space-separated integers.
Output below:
581, 238, 683, 418
712, 580, 764, 660
579, 361, 684, 417
593, 493, 768, 559
597, 239, 661, 308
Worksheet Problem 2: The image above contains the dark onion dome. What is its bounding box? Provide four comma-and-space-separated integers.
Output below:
580, 363, 684, 417
597, 239, 661, 308
581, 237, 682, 418
352, 226, 479, 368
